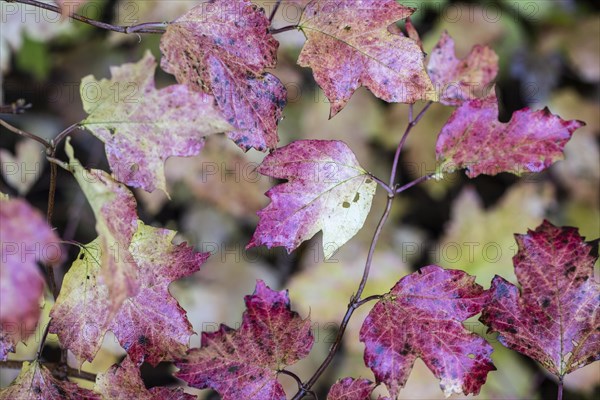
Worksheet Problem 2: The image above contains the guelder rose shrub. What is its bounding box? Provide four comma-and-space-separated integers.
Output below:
0, 1, 597, 399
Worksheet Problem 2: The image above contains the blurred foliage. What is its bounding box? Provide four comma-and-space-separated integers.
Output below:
1, 0, 598, 399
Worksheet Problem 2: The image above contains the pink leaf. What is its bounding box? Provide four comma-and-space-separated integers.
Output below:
427, 31, 498, 106
360, 266, 495, 397
247, 140, 377, 259
160, 0, 286, 151
435, 92, 584, 177
80, 51, 232, 194
480, 221, 600, 377
50, 222, 209, 366
96, 356, 194, 400
327, 377, 375, 400
0, 361, 99, 399
0, 197, 61, 360
297, 0, 435, 117
176, 280, 314, 400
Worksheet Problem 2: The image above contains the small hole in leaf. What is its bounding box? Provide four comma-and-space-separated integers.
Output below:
468, 353, 475, 359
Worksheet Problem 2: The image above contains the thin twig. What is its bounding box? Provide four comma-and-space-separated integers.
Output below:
396, 173, 435, 194
0, 119, 51, 148
292, 195, 395, 399
53, 123, 80, 149
36, 323, 51, 360
0, 99, 31, 114
368, 173, 393, 195
269, 0, 283, 22
389, 101, 433, 187
270, 24, 299, 35
3, 0, 168, 34
354, 294, 384, 308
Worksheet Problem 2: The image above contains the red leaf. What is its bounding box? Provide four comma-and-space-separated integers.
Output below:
327, 378, 375, 400
176, 281, 314, 400
0, 361, 99, 399
480, 221, 600, 377
247, 140, 377, 259
0, 197, 61, 360
96, 356, 194, 400
435, 92, 584, 177
160, 0, 285, 151
50, 222, 209, 366
360, 266, 495, 397
427, 31, 498, 106
298, 0, 435, 117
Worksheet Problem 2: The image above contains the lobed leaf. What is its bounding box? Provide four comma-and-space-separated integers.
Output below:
427, 31, 498, 106
298, 0, 435, 117
0, 360, 99, 399
96, 356, 195, 400
360, 266, 495, 398
0, 197, 61, 360
327, 377, 375, 400
176, 281, 314, 400
247, 140, 377, 259
435, 92, 584, 177
160, 0, 286, 151
480, 221, 600, 377
80, 51, 232, 194
49, 221, 209, 366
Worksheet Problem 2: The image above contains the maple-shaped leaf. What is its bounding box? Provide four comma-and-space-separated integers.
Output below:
435, 92, 584, 177
160, 0, 286, 151
96, 356, 194, 400
247, 140, 377, 259
480, 221, 600, 378
64, 139, 139, 313
50, 220, 208, 366
360, 265, 495, 398
176, 280, 314, 400
327, 377, 375, 400
0, 360, 100, 399
297, 0, 435, 117
427, 31, 498, 106
0, 197, 61, 360
80, 51, 232, 193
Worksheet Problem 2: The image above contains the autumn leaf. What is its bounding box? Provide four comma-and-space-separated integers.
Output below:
327, 378, 375, 400
80, 51, 232, 194
64, 139, 139, 313
297, 0, 435, 117
0, 197, 61, 360
247, 140, 377, 259
96, 356, 195, 400
360, 266, 495, 398
160, 0, 286, 151
49, 221, 208, 366
480, 221, 600, 378
176, 280, 314, 400
435, 92, 584, 177
0, 360, 100, 399
427, 31, 498, 106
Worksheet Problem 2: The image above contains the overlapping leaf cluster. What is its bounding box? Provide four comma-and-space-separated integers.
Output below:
1, 0, 595, 399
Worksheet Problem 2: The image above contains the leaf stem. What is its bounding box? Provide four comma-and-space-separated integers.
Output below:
557, 376, 564, 400
389, 101, 433, 187
3, 0, 168, 34
0, 119, 51, 149
396, 173, 435, 194
368, 173, 393, 195
270, 24, 299, 35
269, 0, 283, 23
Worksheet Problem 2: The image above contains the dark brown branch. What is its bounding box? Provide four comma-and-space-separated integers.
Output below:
0, 119, 51, 149
4, 0, 168, 34
270, 24, 299, 35
269, 0, 283, 22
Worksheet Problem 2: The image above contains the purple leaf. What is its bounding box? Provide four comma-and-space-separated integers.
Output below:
481, 220, 600, 377
176, 281, 314, 400
327, 377, 375, 400
360, 265, 495, 397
